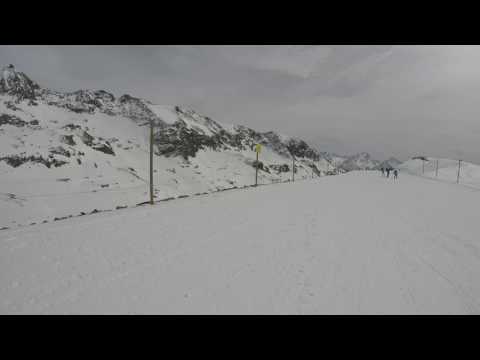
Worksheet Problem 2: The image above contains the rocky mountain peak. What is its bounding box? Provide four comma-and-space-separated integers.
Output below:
0, 64, 40, 101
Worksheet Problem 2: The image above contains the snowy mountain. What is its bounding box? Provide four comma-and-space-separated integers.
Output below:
377, 157, 402, 170
0, 64, 339, 228
324, 152, 402, 172
337, 152, 381, 171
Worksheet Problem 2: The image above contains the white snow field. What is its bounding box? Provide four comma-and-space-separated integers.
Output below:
400, 157, 480, 189
1, 171, 480, 314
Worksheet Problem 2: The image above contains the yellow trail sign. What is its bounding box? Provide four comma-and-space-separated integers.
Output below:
255, 144, 262, 153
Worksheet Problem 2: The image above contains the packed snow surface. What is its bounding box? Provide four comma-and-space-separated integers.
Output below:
1, 171, 480, 314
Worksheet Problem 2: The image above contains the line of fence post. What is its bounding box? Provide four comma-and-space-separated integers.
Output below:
292, 156, 295, 182
419, 157, 465, 185
255, 151, 259, 186
149, 120, 154, 205
457, 159, 462, 184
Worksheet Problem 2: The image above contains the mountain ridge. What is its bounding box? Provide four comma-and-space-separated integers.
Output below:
0, 64, 406, 227
1, 64, 347, 227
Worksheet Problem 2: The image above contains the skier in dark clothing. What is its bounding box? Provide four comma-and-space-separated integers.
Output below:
386, 168, 391, 178
381, 168, 385, 177
393, 169, 398, 180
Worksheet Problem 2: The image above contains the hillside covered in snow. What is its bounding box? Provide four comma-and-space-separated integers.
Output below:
1, 64, 340, 228
399, 157, 480, 189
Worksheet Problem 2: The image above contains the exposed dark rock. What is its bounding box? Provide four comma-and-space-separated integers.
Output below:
156, 122, 221, 159
4, 101, 20, 111
60, 134, 76, 146
49, 146, 71, 158
79, 130, 94, 146
63, 123, 82, 131
118, 94, 160, 124
151, 112, 321, 164
0, 114, 27, 127
93, 143, 115, 156
308, 163, 321, 177
252, 160, 264, 170
0, 154, 68, 168
65, 102, 94, 114
270, 164, 290, 174
74, 129, 115, 156
286, 138, 319, 160
94, 90, 115, 102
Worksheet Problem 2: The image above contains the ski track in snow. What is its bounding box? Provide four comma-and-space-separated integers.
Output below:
1, 171, 480, 314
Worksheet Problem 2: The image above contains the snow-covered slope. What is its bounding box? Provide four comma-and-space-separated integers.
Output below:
0, 64, 337, 228
2, 171, 480, 314
399, 157, 480, 189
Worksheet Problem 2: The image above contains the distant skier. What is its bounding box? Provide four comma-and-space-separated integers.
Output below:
386, 168, 391, 178
381, 168, 385, 177
393, 169, 398, 180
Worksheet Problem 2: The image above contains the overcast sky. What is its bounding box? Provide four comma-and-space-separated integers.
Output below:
2, 45, 480, 163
